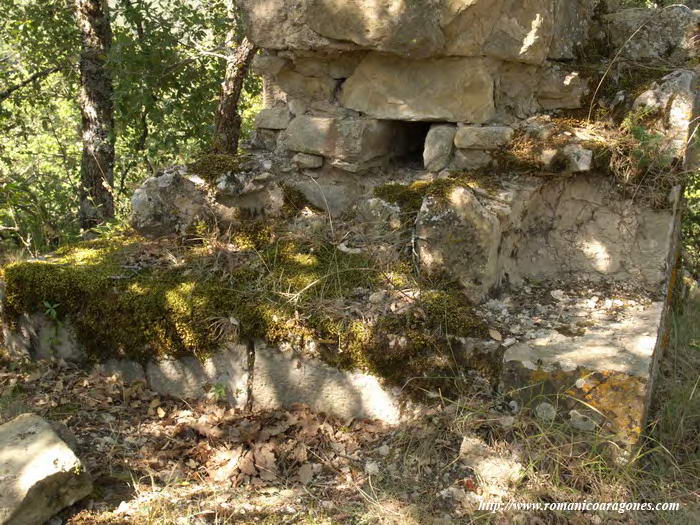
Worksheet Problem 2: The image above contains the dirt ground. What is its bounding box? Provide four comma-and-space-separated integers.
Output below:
1, 295, 699, 524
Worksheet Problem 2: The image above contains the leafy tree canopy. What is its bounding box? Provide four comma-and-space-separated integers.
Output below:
0, 0, 261, 255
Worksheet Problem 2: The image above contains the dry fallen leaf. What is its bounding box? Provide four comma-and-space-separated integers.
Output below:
238, 451, 257, 476
254, 443, 277, 481
298, 463, 314, 485
489, 328, 503, 341
211, 446, 244, 482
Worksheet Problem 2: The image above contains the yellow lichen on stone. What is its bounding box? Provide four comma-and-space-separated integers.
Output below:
568, 370, 648, 444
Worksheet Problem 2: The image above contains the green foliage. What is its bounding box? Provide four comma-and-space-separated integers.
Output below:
619, 106, 674, 175
0, 0, 262, 256
683, 175, 700, 275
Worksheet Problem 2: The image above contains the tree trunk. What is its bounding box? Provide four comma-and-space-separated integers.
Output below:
212, 35, 257, 155
74, 0, 115, 229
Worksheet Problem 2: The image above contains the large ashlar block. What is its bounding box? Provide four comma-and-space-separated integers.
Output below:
307, 0, 446, 59
283, 115, 398, 163
340, 54, 495, 122
501, 300, 674, 445
252, 344, 401, 423
241, 0, 568, 64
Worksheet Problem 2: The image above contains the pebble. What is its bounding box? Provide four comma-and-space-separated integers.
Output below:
535, 402, 556, 422
568, 410, 596, 432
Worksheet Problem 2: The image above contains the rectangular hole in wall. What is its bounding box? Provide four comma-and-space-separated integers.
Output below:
390, 121, 432, 169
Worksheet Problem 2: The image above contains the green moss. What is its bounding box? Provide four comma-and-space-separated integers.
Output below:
280, 184, 322, 215
187, 153, 240, 185
230, 221, 275, 251
0, 234, 382, 362
308, 284, 488, 388
1, 229, 488, 393
374, 181, 433, 215
373, 173, 502, 218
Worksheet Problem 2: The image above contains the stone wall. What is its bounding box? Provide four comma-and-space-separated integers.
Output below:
241, 0, 599, 172
241, 1, 698, 176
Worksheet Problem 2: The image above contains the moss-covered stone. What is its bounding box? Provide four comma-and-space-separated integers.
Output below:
1, 230, 488, 392
187, 154, 241, 185
373, 173, 502, 218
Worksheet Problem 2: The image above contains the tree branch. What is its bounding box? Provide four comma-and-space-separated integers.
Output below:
0, 66, 61, 104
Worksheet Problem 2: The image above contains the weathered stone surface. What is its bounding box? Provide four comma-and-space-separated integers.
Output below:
287, 168, 371, 216
502, 176, 680, 288
340, 54, 495, 123
276, 69, 338, 103
240, 0, 341, 51
603, 7, 698, 63
633, 69, 699, 162
241, 0, 605, 131
131, 167, 210, 238
241, 0, 592, 65
502, 301, 668, 443
482, 0, 556, 65
410, 172, 681, 302
252, 344, 401, 423
0, 414, 92, 525
216, 181, 286, 219
494, 62, 541, 119
250, 129, 280, 151
355, 198, 402, 231
541, 144, 593, 172
450, 150, 493, 170
416, 186, 501, 304
560, 144, 593, 172
146, 344, 249, 407
307, 0, 445, 59
292, 152, 324, 169
293, 53, 366, 79
255, 107, 292, 130
251, 54, 288, 77
537, 64, 588, 110
423, 124, 456, 172
284, 116, 397, 164
334, 119, 397, 163
2, 312, 85, 364
284, 116, 336, 156
146, 357, 209, 400
442, 0, 506, 56
549, 0, 598, 60
94, 359, 146, 384
454, 126, 514, 150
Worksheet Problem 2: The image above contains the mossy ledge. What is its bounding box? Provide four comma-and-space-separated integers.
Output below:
374, 171, 502, 218
187, 153, 241, 185
0, 232, 489, 390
